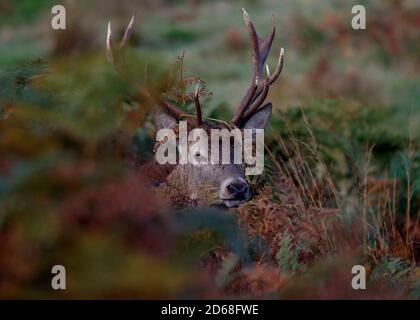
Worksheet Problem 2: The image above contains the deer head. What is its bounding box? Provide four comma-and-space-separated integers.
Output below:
106, 10, 284, 207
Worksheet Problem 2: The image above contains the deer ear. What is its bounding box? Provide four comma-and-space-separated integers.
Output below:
241, 103, 272, 130
153, 108, 178, 130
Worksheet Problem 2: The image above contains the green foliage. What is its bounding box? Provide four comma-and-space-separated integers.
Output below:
276, 236, 304, 275
177, 208, 248, 261
215, 253, 239, 288
390, 150, 420, 214
370, 257, 412, 290
409, 280, 420, 300
269, 99, 419, 216
162, 27, 197, 43
0, 0, 54, 25
0, 59, 48, 115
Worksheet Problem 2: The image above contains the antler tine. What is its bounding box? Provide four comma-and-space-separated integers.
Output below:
232, 9, 276, 125
242, 69, 270, 120
106, 16, 135, 75
161, 100, 186, 119
106, 16, 190, 122
194, 84, 203, 126
269, 47, 284, 85
242, 9, 276, 78
106, 21, 114, 64
242, 8, 259, 80
144, 80, 186, 120
231, 76, 258, 124
249, 47, 284, 104
107, 16, 135, 64
120, 15, 135, 49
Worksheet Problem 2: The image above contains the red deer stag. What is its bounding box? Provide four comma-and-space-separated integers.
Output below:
106, 10, 284, 207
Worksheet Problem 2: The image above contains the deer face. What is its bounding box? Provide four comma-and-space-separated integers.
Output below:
153, 104, 272, 207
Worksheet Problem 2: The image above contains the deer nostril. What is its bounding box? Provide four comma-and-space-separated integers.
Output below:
226, 180, 249, 199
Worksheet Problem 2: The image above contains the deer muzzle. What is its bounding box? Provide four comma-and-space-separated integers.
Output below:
219, 178, 250, 208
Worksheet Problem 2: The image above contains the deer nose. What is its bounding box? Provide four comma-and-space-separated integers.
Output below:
225, 179, 249, 200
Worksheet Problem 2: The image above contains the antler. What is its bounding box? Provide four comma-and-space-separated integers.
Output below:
106, 16, 135, 75
106, 16, 203, 126
231, 9, 285, 125
194, 84, 203, 126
